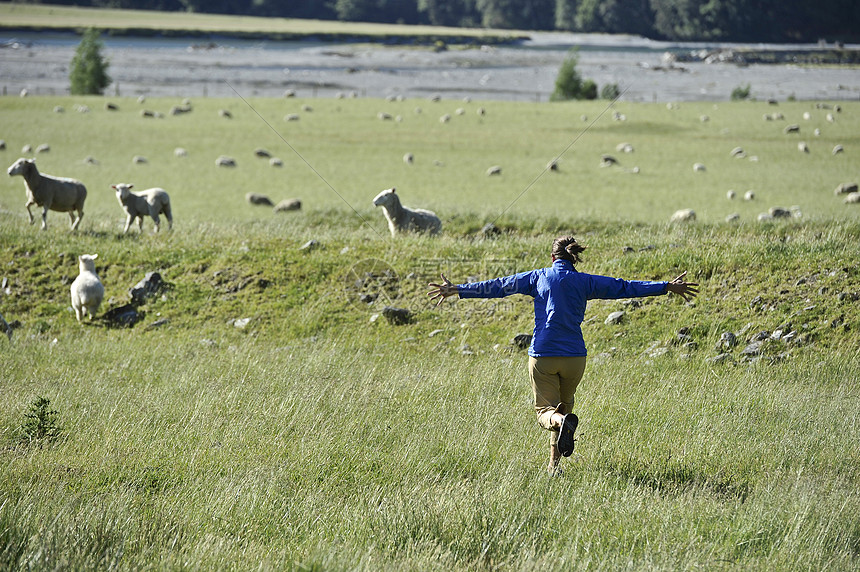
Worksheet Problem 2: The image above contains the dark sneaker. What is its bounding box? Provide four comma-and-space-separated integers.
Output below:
557, 413, 579, 457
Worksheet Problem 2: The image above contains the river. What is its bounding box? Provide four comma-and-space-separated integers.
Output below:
1, 31, 858, 102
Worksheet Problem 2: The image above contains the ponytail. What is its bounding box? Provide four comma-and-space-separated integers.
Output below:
551, 235, 586, 265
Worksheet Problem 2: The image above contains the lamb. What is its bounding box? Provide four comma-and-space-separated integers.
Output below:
372, 187, 441, 237
111, 183, 173, 233
6, 157, 87, 230
70, 254, 104, 322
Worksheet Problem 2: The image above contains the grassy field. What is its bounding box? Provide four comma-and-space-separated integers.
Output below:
0, 3, 523, 42
1, 94, 859, 570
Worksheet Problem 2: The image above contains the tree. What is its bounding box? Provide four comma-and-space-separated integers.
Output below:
550, 48, 594, 100
69, 28, 111, 95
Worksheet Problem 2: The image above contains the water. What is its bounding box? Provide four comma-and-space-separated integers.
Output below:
1, 31, 858, 102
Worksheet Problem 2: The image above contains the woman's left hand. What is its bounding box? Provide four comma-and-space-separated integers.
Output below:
428, 273, 458, 307
667, 271, 699, 302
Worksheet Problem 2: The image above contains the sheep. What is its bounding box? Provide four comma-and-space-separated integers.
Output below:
693, 162, 706, 172
730, 146, 745, 158
111, 183, 173, 233
486, 165, 502, 176
70, 254, 104, 322
844, 192, 860, 204
246, 193, 274, 206
727, 189, 736, 200
372, 187, 441, 237
6, 158, 87, 230
834, 183, 858, 195
798, 142, 809, 153
744, 190, 756, 201
784, 124, 800, 134
403, 153, 414, 165
670, 208, 696, 223
832, 145, 844, 155
216, 156, 236, 167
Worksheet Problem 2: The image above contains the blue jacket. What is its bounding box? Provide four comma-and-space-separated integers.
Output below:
457, 259, 668, 357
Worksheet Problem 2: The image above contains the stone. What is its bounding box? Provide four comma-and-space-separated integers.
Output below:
605, 311, 625, 325
130, 272, 165, 305
382, 306, 411, 325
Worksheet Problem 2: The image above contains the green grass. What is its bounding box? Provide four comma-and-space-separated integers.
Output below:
1, 96, 859, 570
0, 3, 523, 42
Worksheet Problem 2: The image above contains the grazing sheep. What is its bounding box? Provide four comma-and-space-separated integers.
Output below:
0, 140, 5, 150
403, 153, 414, 164
36, 144, 50, 153
284, 114, 300, 122
216, 156, 236, 167
105, 102, 119, 111
132, 155, 147, 164
372, 187, 441, 237
693, 163, 706, 172
269, 157, 283, 167
670, 209, 696, 223
70, 254, 104, 322
616, 142, 634, 153
744, 190, 756, 201
246, 193, 274, 206
798, 142, 809, 153
769, 207, 792, 218
174, 148, 187, 157
378, 112, 393, 120
600, 154, 618, 167
274, 198, 302, 212
784, 124, 800, 134
832, 145, 844, 155
730, 146, 745, 158
254, 148, 272, 158
844, 193, 860, 204
111, 183, 173, 233
7, 157, 87, 230
834, 182, 858, 195
439, 114, 451, 123
486, 165, 502, 176
219, 109, 232, 118
547, 159, 559, 171
727, 190, 736, 200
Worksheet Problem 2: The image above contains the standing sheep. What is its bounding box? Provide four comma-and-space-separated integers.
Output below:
70, 254, 104, 322
111, 183, 173, 233
372, 187, 441, 237
6, 158, 87, 230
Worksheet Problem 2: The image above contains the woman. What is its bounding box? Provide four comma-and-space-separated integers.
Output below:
428, 235, 698, 475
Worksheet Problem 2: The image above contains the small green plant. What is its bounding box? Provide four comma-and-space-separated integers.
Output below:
730, 83, 751, 100
70, 28, 111, 95
21, 396, 63, 444
601, 83, 621, 100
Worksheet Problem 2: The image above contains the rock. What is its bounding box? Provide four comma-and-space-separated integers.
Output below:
102, 304, 142, 328
512, 334, 532, 349
130, 272, 165, 305
742, 341, 764, 356
0, 312, 12, 341
382, 306, 411, 325
706, 353, 733, 364
274, 198, 302, 212
480, 222, 501, 237
605, 311, 625, 325
299, 239, 319, 252
716, 332, 738, 351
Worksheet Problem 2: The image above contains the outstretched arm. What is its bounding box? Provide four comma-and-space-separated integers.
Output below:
666, 271, 699, 302
428, 273, 458, 307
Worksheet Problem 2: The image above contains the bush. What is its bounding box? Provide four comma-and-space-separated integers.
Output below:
601, 83, 621, 100
20, 396, 62, 444
551, 49, 592, 101
70, 28, 111, 96
582, 79, 598, 100
731, 83, 751, 101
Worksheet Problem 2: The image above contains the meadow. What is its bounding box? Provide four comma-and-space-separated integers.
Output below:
1, 93, 859, 571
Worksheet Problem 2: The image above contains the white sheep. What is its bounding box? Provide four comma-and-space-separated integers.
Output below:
111, 183, 173, 233
670, 208, 696, 223
6, 157, 87, 230
70, 254, 104, 322
372, 187, 441, 237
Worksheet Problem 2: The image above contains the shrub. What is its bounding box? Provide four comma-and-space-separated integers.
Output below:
731, 83, 751, 101
582, 79, 598, 100
551, 49, 589, 101
20, 396, 63, 444
601, 83, 621, 100
70, 28, 111, 96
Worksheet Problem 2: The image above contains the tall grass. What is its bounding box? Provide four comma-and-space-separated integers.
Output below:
1, 96, 859, 569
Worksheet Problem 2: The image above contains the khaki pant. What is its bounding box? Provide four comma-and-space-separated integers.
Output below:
528, 355, 587, 446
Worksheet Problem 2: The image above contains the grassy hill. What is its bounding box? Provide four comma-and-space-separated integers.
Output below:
1, 94, 859, 570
